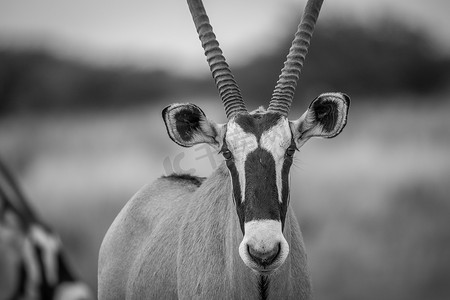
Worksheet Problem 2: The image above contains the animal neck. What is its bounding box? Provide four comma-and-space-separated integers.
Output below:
177, 162, 311, 299
177, 162, 258, 298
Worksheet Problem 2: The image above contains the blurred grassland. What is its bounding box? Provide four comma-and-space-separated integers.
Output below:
0, 94, 449, 299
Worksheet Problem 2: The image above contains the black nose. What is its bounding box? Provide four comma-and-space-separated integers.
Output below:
248, 243, 280, 267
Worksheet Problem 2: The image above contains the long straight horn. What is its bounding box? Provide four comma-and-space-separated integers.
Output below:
187, 0, 247, 119
268, 0, 324, 116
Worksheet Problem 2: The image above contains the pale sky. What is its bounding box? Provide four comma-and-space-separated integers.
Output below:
0, 0, 448, 75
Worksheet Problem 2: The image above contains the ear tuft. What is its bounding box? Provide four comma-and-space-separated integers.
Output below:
162, 103, 224, 148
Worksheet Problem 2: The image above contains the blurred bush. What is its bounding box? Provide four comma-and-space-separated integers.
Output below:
235, 18, 450, 104
0, 50, 192, 113
310, 176, 450, 300
1, 19, 449, 114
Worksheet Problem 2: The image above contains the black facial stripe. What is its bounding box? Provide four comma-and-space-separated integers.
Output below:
244, 149, 280, 222
226, 159, 245, 233
234, 113, 283, 141
223, 114, 295, 233
280, 160, 291, 227
279, 139, 296, 229
222, 133, 246, 233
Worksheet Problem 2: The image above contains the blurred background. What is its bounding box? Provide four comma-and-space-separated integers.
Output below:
0, 0, 449, 299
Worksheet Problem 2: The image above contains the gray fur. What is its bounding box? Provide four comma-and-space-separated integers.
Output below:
98, 163, 311, 299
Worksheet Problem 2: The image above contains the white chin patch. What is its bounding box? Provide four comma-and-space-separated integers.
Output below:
238, 220, 289, 274
53, 282, 94, 300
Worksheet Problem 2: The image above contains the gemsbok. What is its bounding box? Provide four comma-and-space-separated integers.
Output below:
98, 0, 350, 299
0, 159, 94, 300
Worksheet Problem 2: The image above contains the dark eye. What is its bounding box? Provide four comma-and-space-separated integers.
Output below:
286, 147, 296, 157
222, 150, 233, 160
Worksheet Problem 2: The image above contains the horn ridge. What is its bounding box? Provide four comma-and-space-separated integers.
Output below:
268, 0, 324, 116
187, 0, 247, 119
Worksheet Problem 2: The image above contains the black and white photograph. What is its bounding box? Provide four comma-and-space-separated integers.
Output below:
0, 0, 449, 299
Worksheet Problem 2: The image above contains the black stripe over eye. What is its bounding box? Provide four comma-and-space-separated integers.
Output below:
222, 150, 233, 160
286, 147, 296, 157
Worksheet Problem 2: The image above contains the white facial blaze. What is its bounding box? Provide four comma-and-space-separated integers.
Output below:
260, 117, 292, 203
225, 121, 258, 202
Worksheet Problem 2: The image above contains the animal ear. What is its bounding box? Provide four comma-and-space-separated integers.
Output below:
290, 93, 350, 148
162, 103, 225, 149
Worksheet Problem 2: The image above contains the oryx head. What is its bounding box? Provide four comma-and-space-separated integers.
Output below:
163, 0, 349, 275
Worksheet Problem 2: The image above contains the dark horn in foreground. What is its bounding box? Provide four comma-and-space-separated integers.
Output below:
0, 159, 94, 300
